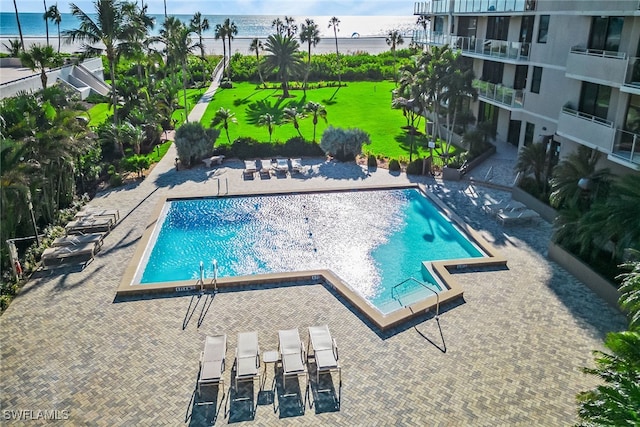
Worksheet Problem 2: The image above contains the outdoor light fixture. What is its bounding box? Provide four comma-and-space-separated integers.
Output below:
578, 177, 592, 191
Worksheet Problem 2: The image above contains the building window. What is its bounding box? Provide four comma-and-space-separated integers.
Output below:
482, 61, 504, 84
589, 16, 623, 53
531, 67, 542, 93
579, 82, 612, 120
486, 16, 510, 41
537, 15, 549, 43
434, 16, 444, 34
524, 122, 535, 146
507, 120, 522, 146
514, 65, 528, 90
624, 94, 640, 133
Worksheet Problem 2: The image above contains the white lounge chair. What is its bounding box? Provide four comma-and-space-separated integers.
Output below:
275, 158, 289, 175
307, 325, 341, 386
278, 328, 308, 388
260, 159, 273, 176
243, 160, 258, 177
482, 200, 525, 216
290, 158, 303, 174
198, 334, 227, 396
497, 208, 539, 226
234, 331, 260, 390
75, 207, 120, 223
202, 155, 225, 167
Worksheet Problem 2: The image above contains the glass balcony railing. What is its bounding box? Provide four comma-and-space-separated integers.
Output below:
453, 0, 535, 13
412, 30, 451, 46
624, 57, 640, 89
473, 80, 524, 108
612, 128, 640, 166
455, 36, 530, 61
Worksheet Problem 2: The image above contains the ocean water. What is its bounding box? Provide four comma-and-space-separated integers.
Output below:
0, 12, 417, 38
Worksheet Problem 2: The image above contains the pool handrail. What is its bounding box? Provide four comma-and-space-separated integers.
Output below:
391, 277, 440, 319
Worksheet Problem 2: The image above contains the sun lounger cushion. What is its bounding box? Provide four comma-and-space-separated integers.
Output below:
199, 334, 227, 395
279, 328, 305, 373
52, 233, 104, 248
65, 216, 113, 234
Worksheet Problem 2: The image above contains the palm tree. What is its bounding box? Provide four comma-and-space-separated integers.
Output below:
20, 44, 61, 89
163, 0, 167, 18
12, 0, 24, 52
214, 23, 228, 78
385, 30, 404, 85
249, 38, 264, 85
190, 12, 210, 58
618, 252, 640, 331
120, 2, 154, 81
160, 17, 198, 123
283, 107, 305, 138
42, 0, 49, 46
299, 18, 320, 94
211, 107, 237, 144
441, 56, 477, 156
304, 101, 327, 142
417, 15, 429, 32
262, 34, 304, 98
514, 142, 548, 192
284, 16, 297, 37
222, 18, 238, 80
45, 4, 62, 53
258, 113, 275, 142
328, 16, 341, 86
271, 18, 284, 36
65, 0, 133, 126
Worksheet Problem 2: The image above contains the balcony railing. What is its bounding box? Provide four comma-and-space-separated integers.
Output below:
569, 45, 627, 60
412, 30, 452, 46
624, 57, 640, 89
414, 1, 451, 14
453, 0, 535, 13
455, 36, 530, 61
612, 128, 640, 166
558, 106, 617, 153
473, 80, 524, 108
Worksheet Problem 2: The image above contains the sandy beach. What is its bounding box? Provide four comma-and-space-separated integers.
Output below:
0, 35, 394, 55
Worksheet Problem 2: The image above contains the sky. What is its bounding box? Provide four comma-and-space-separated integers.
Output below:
1, 0, 415, 16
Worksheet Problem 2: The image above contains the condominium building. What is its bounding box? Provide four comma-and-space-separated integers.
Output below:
412, 0, 640, 174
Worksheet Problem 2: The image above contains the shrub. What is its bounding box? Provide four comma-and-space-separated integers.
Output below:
320, 126, 371, 162
406, 158, 424, 175
389, 159, 401, 171
174, 122, 221, 167
220, 78, 233, 89
367, 154, 377, 167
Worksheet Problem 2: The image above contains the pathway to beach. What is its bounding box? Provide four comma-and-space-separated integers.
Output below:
0, 72, 627, 425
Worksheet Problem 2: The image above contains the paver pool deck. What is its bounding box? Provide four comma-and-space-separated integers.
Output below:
0, 146, 627, 425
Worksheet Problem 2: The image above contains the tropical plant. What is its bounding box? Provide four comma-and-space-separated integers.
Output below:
261, 34, 304, 98
417, 15, 429, 31
45, 4, 62, 53
299, 18, 320, 94
214, 22, 228, 77
271, 17, 284, 36
284, 16, 297, 37
42, 0, 50, 46
20, 44, 62, 89
514, 142, 549, 193
190, 12, 210, 58
174, 121, 220, 167
304, 101, 327, 142
328, 16, 341, 85
282, 106, 305, 138
441, 55, 477, 157
3, 39, 22, 57
257, 113, 275, 142
320, 126, 371, 161
222, 18, 238, 80
249, 38, 264, 85
12, 0, 24, 52
385, 30, 404, 84
619, 251, 640, 331
210, 107, 237, 144
65, 0, 136, 126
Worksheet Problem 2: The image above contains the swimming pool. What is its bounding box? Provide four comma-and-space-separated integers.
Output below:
134, 188, 484, 314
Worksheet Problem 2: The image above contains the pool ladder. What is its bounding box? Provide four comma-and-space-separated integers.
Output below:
198, 259, 219, 293
391, 277, 440, 319
212, 177, 228, 196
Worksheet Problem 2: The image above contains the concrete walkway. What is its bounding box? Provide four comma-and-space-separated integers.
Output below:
0, 72, 627, 425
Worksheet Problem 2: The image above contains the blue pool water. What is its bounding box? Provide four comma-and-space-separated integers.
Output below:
137, 189, 483, 313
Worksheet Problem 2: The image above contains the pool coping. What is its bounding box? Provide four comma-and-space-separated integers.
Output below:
117, 183, 507, 330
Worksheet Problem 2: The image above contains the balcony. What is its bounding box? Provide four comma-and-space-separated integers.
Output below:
621, 57, 640, 94
610, 128, 640, 168
453, 0, 535, 13
414, 1, 451, 14
412, 30, 452, 46
565, 47, 628, 87
473, 80, 524, 109
455, 36, 530, 62
557, 107, 615, 153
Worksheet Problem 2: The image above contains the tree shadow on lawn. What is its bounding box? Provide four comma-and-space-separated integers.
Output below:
322, 86, 341, 104
232, 88, 279, 107
245, 97, 307, 126
394, 132, 431, 158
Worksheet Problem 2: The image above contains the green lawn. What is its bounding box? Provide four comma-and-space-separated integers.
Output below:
201, 82, 452, 160
171, 87, 208, 126
87, 103, 112, 127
